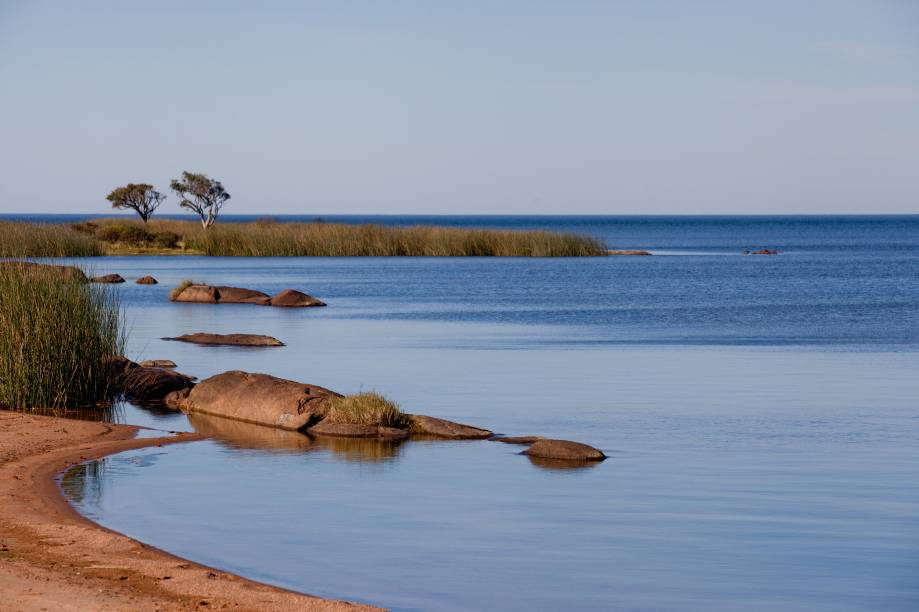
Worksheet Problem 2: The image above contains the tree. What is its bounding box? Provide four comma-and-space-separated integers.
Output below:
105, 183, 165, 226
170, 171, 231, 229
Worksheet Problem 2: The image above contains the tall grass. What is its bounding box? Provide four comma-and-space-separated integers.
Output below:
322, 392, 411, 428
0, 265, 124, 410
0, 218, 606, 257
0, 220, 103, 257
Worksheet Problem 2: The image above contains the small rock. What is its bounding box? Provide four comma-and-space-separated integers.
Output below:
136, 276, 158, 284
410, 415, 491, 439
490, 435, 545, 445
270, 289, 326, 307
522, 439, 606, 461
607, 250, 651, 256
122, 367, 195, 401
90, 274, 125, 283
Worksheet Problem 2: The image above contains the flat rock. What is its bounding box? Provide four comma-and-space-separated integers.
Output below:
490, 435, 545, 445
307, 420, 409, 440
121, 367, 195, 401
163, 333, 284, 347
139, 359, 177, 368
215, 286, 271, 305
136, 275, 158, 284
270, 289, 326, 307
409, 415, 491, 439
180, 370, 340, 431
607, 250, 651, 256
522, 439, 606, 461
173, 284, 219, 303
90, 274, 125, 283
744, 249, 780, 255
0, 260, 87, 282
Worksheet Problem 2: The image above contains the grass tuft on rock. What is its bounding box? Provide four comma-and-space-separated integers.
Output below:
0, 264, 124, 410
322, 392, 410, 429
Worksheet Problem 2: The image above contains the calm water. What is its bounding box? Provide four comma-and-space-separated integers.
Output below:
54, 216, 919, 611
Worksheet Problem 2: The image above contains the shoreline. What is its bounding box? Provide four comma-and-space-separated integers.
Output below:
0, 410, 380, 611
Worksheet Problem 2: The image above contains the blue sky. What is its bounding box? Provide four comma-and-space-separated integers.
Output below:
1, 1, 917, 214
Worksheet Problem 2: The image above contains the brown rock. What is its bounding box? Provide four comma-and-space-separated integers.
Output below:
139, 359, 177, 368
607, 250, 652, 256
136, 276, 158, 284
163, 387, 191, 410
409, 415, 491, 439
103, 355, 139, 387
122, 367, 195, 401
308, 420, 409, 440
181, 371, 341, 431
490, 435, 545, 445
270, 289, 326, 308
522, 439, 606, 461
162, 333, 284, 347
173, 284, 219, 303
215, 286, 271, 305
0, 260, 87, 282
90, 274, 125, 283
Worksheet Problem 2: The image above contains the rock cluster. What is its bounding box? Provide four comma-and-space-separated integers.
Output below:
171, 284, 325, 307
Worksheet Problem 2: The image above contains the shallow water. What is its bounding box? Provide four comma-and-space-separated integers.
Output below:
56, 216, 919, 611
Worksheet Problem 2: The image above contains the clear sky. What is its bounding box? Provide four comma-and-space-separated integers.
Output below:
1, 1, 917, 215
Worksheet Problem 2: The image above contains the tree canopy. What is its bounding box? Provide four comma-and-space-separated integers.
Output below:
169, 171, 230, 229
105, 183, 165, 225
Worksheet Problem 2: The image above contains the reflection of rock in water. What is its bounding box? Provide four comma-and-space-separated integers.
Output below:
60, 459, 107, 507
311, 435, 404, 463
125, 399, 180, 418
187, 412, 404, 462
187, 412, 316, 453
525, 456, 601, 471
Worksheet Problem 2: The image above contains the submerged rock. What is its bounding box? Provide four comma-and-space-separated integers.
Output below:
162, 333, 284, 347
521, 439, 606, 462
139, 359, 177, 368
307, 420, 409, 440
136, 275, 158, 284
743, 249, 780, 255
122, 367, 195, 401
0, 260, 88, 282
180, 371, 340, 431
172, 284, 219, 303
90, 273, 125, 283
607, 250, 652, 256
270, 289, 326, 307
409, 415, 492, 439
214, 286, 271, 305
490, 435, 545, 445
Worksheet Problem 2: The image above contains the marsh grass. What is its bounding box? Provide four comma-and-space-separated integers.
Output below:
322, 392, 411, 428
0, 218, 606, 257
0, 221, 103, 257
0, 265, 124, 410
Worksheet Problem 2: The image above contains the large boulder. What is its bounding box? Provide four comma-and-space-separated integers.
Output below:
163, 333, 284, 347
180, 371, 341, 431
121, 367, 195, 401
215, 286, 271, 305
522, 439, 606, 461
0, 260, 87, 282
307, 420, 409, 440
136, 275, 158, 284
173, 284, 219, 303
409, 415, 491, 439
90, 273, 125, 283
270, 289, 326, 307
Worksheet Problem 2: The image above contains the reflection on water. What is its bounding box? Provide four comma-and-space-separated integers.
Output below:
59, 460, 107, 508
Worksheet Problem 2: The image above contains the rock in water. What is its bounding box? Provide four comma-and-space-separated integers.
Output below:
307, 420, 410, 440
522, 439, 606, 461
180, 371, 341, 431
214, 286, 271, 305
409, 415, 492, 439
173, 284, 219, 303
90, 274, 125, 283
270, 289, 326, 307
136, 276, 158, 284
162, 333, 284, 347
121, 367, 195, 401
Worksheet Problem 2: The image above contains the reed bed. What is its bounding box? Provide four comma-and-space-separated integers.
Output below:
0, 220, 103, 257
0, 264, 124, 410
0, 218, 607, 257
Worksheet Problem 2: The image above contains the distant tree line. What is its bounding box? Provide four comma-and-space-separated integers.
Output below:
106, 171, 230, 229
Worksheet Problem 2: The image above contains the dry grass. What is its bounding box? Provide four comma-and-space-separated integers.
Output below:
169, 279, 197, 301
0, 264, 124, 410
322, 392, 410, 428
0, 218, 607, 257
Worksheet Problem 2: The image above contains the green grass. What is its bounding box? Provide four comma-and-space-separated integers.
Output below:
0, 218, 607, 257
0, 221, 103, 257
0, 264, 124, 410
322, 392, 411, 428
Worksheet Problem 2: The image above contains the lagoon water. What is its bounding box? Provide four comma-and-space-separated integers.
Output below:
56, 216, 919, 611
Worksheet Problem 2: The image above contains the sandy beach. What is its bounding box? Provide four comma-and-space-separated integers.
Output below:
0, 410, 379, 611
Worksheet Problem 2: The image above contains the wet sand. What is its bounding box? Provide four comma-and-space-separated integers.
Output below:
0, 410, 380, 611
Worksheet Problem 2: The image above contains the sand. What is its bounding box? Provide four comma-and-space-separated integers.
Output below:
0, 410, 381, 611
